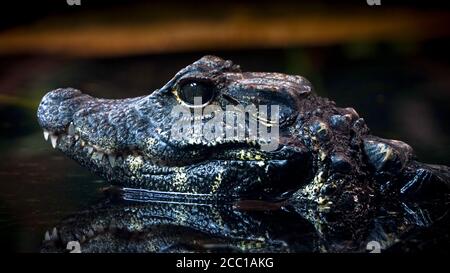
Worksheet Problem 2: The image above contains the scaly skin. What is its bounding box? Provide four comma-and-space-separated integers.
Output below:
37, 56, 449, 224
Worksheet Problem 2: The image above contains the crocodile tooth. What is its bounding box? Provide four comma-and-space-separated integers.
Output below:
94, 145, 106, 153
43, 130, 50, 141
92, 151, 104, 161
51, 227, 58, 240
108, 154, 116, 167
117, 155, 123, 163
68, 123, 75, 136
87, 229, 95, 238
50, 134, 58, 148
74, 134, 79, 140
44, 230, 51, 241
86, 146, 94, 155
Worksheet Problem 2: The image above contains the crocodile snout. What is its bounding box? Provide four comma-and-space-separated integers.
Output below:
37, 88, 89, 133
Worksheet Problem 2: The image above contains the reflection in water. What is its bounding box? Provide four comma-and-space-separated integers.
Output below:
41, 189, 449, 253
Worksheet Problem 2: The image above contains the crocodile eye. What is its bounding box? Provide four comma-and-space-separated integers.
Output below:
177, 80, 215, 106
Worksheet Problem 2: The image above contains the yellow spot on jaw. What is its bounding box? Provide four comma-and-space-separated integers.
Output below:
317, 196, 326, 205
239, 150, 245, 160
128, 155, 144, 172
313, 171, 325, 184
173, 168, 187, 190
301, 171, 326, 202
317, 122, 328, 133
237, 150, 265, 161
146, 137, 157, 147
211, 169, 224, 193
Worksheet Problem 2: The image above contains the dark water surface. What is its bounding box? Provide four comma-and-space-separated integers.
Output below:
0, 42, 449, 252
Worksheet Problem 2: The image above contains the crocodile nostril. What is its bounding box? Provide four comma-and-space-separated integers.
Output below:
43, 87, 83, 101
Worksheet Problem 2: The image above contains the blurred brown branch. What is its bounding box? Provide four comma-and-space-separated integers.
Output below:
1, 6, 449, 57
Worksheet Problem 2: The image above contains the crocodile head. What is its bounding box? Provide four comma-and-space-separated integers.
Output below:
37, 55, 315, 200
